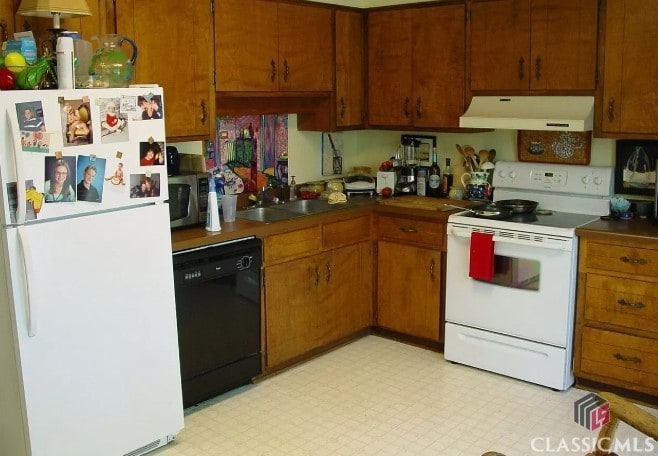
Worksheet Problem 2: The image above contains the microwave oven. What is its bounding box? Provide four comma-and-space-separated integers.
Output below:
168, 173, 209, 229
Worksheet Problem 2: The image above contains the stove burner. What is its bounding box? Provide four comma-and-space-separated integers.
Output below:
507, 213, 538, 223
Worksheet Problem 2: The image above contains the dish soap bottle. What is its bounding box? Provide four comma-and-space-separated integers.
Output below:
289, 176, 297, 202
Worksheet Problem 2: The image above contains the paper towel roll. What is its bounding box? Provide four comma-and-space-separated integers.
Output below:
56, 36, 75, 89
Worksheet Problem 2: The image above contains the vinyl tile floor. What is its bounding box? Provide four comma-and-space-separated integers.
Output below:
153, 336, 658, 456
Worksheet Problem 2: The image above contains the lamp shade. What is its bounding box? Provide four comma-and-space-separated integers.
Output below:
17, 0, 92, 19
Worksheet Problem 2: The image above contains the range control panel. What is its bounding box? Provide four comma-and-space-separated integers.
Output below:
492, 161, 614, 196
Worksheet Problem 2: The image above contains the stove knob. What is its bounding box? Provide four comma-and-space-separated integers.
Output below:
498, 170, 507, 178
582, 176, 591, 184
593, 175, 603, 185
509, 171, 517, 179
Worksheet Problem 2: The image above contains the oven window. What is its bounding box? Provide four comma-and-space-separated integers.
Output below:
483, 254, 540, 291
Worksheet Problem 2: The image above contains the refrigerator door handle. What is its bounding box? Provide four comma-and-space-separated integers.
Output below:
16, 226, 37, 337
6, 108, 26, 225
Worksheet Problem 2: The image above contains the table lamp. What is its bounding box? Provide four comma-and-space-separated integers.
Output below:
17, 0, 91, 34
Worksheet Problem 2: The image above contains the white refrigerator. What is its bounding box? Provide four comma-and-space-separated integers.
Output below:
0, 87, 184, 456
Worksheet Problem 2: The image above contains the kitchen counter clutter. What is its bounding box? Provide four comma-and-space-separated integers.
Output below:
575, 217, 658, 400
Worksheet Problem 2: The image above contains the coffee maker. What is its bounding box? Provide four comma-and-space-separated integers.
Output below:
394, 138, 418, 195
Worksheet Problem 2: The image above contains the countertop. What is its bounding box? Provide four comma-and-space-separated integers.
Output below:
576, 216, 658, 242
170, 196, 477, 252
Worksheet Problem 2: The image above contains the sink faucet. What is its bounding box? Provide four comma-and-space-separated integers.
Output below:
257, 184, 277, 205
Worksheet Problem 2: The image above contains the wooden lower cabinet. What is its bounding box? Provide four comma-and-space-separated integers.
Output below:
263, 217, 373, 370
376, 241, 441, 341
574, 234, 658, 396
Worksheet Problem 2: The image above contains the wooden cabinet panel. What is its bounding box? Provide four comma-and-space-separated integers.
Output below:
322, 215, 371, 250
215, 0, 332, 93
580, 327, 658, 392
470, 0, 530, 91
469, 0, 597, 92
600, 0, 658, 136
335, 9, 365, 128
263, 226, 322, 264
377, 215, 443, 248
115, 0, 214, 139
368, 4, 465, 129
584, 242, 658, 276
367, 9, 412, 126
584, 274, 658, 333
377, 241, 441, 341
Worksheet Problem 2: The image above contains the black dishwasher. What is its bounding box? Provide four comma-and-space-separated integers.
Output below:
173, 237, 261, 408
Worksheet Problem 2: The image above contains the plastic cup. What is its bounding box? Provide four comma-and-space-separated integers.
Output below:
221, 194, 237, 222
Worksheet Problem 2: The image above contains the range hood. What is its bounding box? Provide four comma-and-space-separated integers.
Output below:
459, 96, 594, 131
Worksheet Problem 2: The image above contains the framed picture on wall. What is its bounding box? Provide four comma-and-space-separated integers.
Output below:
614, 140, 658, 196
401, 134, 436, 163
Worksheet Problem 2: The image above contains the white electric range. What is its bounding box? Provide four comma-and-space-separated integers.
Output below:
444, 161, 614, 390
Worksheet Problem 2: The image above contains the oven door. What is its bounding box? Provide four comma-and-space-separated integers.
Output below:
445, 223, 578, 347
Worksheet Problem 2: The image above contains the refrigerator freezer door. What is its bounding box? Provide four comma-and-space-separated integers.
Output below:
2, 203, 183, 456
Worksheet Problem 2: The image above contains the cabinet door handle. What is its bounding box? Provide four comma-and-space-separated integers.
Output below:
403, 97, 410, 118
619, 256, 648, 265
518, 56, 525, 81
534, 56, 541, 81
283, 59, 290, 82
339, 97, 346, 119
314, 265, 320, 287
200, 99, 207, 125
326, 261, 332, 284
614, 353, 642, 364
399, 226, 418, 233
607, 98, 615, 122
429, 258, 435, 280
270, 59, 277, 82
416, 97, 422, 119
617, 299, 646, 309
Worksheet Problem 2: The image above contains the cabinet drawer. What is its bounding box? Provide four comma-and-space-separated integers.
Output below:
584, 274, 658, 334
580, 327, 658, 392
377, 215, 443, 248
585, 242, 658, 276
323, 216, 371, 250
264, 226, 321, 263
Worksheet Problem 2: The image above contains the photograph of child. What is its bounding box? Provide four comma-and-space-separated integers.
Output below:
100, 97, 128, 143
44, 156, 77, 203
129, 173, 161, 198
60, 99, 92, 145
134, 94, 163, 120
105, 161, 126, 186
139, 141, 165, 166
16, 101, 45, 132
76, 155, 106, 203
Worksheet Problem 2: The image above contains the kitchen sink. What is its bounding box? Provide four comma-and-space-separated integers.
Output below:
278, 199, 339, 214
234, 206, 299, 223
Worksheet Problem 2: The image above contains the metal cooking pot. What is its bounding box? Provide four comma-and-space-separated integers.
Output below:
495, 199, 539, 214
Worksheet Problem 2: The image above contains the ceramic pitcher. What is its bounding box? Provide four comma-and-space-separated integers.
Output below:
461, 171, 492, 200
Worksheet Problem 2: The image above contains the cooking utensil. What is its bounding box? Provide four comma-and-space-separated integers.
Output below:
443, 203, 513, 219
495, 199, 539, 214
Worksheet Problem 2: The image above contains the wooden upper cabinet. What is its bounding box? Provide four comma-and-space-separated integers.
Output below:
115, 0, 214, 140
335, 9, 365, 129
368, 9, 413, 127
469, 0, 598, 92
215, 0, 333, 93
368, 4, 465, 129
599, 0, 658, 137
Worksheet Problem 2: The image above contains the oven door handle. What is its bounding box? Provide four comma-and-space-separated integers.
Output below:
449, 227, 572, 252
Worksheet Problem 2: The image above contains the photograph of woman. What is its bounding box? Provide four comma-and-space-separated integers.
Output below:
139, 141, 165, 166
129, 173, 161, 198
44, 157, 76, 202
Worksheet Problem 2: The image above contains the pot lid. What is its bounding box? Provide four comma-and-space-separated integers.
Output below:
460, 96, 594, 132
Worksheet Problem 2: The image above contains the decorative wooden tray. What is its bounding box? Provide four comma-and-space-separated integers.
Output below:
517, 130, 591, 165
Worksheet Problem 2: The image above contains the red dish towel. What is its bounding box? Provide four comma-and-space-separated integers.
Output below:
469, 232, 495, 281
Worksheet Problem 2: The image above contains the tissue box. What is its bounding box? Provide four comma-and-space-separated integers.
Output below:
3, 38, 37, 64
376, 171, 396, 193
